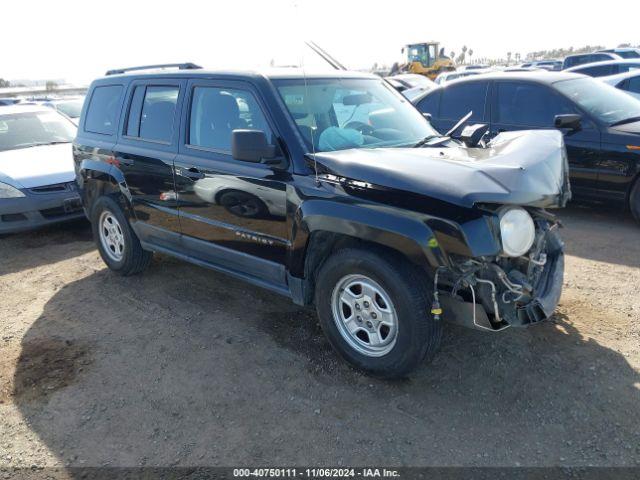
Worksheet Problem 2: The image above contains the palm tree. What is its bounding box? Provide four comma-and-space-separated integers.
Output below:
507, 52, 512, 65
468, 49, 474, 64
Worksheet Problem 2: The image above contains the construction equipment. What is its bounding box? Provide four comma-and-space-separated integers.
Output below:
401, 42, 456, 80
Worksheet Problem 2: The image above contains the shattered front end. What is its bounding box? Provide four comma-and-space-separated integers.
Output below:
435, 211, 564, 331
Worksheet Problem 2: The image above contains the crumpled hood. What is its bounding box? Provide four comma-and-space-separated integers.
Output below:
313, 130, 570, 209
0, 143, 75, 188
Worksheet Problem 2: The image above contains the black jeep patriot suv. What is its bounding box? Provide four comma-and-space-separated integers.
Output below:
74, 63, 569, 377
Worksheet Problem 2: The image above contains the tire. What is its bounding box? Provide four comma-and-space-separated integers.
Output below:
91, 196, 152, 276
314, 248, 442, 378
630, 179, 640, 223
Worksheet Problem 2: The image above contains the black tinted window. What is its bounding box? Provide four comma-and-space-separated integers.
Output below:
85, 85, 122, 135
496, 82, 572, 126
564, 56, 585, 68
440, 82, 488, 121
125, 86, 146, 137
189, 87, 273, 152
137, 86, 179, 142
416, 91, 440, 116
579, 64, 616, 77
617, 64, 640, 74
618, 51, 640, 59
627, 77, 640, 94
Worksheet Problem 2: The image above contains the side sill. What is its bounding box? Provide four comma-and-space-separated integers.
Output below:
140, 240, 293, 299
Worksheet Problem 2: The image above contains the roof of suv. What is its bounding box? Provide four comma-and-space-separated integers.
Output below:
96, 67, 378, 82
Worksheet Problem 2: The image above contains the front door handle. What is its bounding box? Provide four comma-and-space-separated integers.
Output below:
179, 167, 205, 179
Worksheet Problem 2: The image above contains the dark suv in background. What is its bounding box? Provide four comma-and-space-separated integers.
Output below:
74, 64, 569, 377
562, 52, 621, 70
414, 72, 640, 221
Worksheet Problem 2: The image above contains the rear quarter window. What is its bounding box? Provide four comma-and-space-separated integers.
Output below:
84, 85, 123, 135
415, 90, 440, 117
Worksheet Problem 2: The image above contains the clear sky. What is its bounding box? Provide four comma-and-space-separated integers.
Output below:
3, 0, 638, 84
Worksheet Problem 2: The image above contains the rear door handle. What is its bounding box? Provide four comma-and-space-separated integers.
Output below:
179, 167, 205, 179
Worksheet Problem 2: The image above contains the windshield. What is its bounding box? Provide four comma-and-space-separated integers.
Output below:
554, 77, 640, 125
275, 78, 438, 152
55, 100, 83, 119
0, 111, 76, 152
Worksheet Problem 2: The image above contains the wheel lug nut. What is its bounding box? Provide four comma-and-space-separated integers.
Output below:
366, 321, 373, 328
355, 303, 360, 310
371, 312, 377, 319
356, 316, 362, 322
363, 301, 369, 308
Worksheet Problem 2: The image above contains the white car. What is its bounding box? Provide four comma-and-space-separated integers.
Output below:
599, 71, 640, 100
0, 105, 82, 234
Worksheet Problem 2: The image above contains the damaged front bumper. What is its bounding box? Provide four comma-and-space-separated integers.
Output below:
434, 221, 564, 331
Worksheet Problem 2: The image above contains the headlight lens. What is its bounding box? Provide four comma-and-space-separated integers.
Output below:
499, 207, 535, 257
0, 182, 25, 199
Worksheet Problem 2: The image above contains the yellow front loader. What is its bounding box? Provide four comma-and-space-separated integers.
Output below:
401, 42, 456, 80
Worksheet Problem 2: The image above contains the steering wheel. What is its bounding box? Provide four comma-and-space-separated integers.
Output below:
344, 121, 375, 136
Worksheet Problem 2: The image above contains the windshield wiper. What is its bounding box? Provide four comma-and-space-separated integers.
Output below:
413, 135, 441, 148
610, 116, 640, 127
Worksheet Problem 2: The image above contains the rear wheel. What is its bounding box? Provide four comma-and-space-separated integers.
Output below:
630, 179, 640, 223
92, 196, 152, 275
314, 248, 442, 378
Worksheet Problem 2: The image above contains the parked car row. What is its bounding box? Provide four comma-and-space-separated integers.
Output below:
0, 95, 84, 124
0, 105, 83, 234
413, 71, 640, 220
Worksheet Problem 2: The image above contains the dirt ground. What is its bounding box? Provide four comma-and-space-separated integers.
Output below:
0, 203, 639, 469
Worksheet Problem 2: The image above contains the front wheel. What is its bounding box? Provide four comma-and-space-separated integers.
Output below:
314, 248, 442, 378
91, 196, 152, 276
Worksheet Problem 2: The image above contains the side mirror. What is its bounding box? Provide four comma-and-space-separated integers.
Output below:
460, 123, 490, 147
231, 129, 277, 164
554, 114, 581, 131
422, 112, 432, 122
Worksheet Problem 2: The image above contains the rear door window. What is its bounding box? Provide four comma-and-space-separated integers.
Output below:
439, 82, 488, 121
84, 85, 123, 135
496, 82, 572, 127
125, 85, 179, 143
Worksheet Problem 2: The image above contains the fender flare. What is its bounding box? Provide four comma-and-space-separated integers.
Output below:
78, 159, 133, 217
288, 199, 450, 278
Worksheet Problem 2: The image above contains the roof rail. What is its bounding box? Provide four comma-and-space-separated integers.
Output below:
105, 63, 203, 76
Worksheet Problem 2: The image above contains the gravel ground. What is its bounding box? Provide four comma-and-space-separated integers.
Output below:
0, 204, 639, 469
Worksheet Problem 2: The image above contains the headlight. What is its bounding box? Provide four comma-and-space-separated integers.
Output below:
499, 207, 535, 257
0, 182, 25, 199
